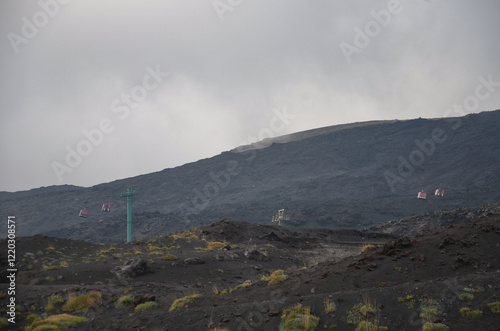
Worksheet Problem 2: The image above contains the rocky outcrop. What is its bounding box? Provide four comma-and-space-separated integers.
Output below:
111, 259, 151, 280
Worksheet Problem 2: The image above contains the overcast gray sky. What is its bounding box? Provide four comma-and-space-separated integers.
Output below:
1, 0, 499, 192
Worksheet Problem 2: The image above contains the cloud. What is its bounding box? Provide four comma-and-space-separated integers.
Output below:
1, 0, 499, 191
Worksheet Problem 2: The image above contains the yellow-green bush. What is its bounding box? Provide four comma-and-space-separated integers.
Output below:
279, 304, 319, 331
135, 301, 158, 311
459, 293, 474, 301
422, 322, 449, 331
354, 321, 388, 331
459, 307, 482, 318
45, 294, 65, 312
160, 254, 178, 261
324, 298, 336, 314
62, 291, 102, 313
261, 270, 288, 286
420, 299, 440, 321
0, 318, 8, 330
25, 314, 87, 331
201, 241, 225, 252
362, 244, 376, 252
43, 265, 59, 271
169, 294, 200, 311
26, 314, 41, 323
487, 301, 500, 313
360, 303, 379, 317
115, 294, 134, 308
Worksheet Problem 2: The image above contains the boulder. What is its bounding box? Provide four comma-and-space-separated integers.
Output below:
111, 259, 150, 279
244, 249, 270, 262
184, 257, 205, 265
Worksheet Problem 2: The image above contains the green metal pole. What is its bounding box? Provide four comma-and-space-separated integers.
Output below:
121, 187, 137, 243
127, 195, 132, 243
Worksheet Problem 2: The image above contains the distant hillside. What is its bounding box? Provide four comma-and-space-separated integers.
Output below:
1, 110, 500, 243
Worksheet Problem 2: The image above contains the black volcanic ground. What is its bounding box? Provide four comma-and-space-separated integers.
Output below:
1, 203, 499, 330
1, 110, 500, 244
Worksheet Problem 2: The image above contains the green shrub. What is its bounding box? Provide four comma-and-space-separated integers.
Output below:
487, 301, 500, 313
261, 270, 288, 285
201, 241, 225, 252
160, 254, 178, 261
115, 294, 134, 308
45, 294, 65, 312
464, 286, 484, 293
354, 321, 387, 331
420, 299, 440, 321
324, 298, 336, 314
135, 301, 158, 311
360, 303, 379, 317
43, 265, 59, 271
62, 291, 102, 313
362, 244, 376, 252
25, 314, 87, 331
422, 322, 449, 331
26, 314, 41, 323
459, 293, 474, 301
279, 304, 319, 331
459, 307, 482, 318
169, 294, 200, 311
347, 303, 364, 325
0, 318, 8, 329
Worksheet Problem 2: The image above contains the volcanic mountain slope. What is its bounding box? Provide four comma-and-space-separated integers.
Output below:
1, 203, 499, 330
1, 110, 500, 243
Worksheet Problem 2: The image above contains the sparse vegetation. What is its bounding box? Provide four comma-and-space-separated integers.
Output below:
43, 265, 60, 271
160, 254, 178, 261
487, 301, 500, 313
362, 244, 376, 252
419, 299, 440, 321
464, 286, 485, 293
171, 229, 200, 241
261, 269, 288, 285
279, 304, 319, 331
398, 295, 415, 308
115, 294, 134, 308
135, 301, 158, 311
201, 241, 225, 252
45, 294, 65, 312
459, 293, 474, 301
169, 294, 201, 311
324, 298, 337, 314
459, 307, 482, 318
25, 314, 87, 331
147, 243, 163, 251
360, 303, 379, 317
347, 300, 384, 329
347, 303, 364, 325
422, 322, 449, 331
62, 291, 102, 313
26, 314, 41, 323
354, 321, 388, 331
212, 285, 229, 296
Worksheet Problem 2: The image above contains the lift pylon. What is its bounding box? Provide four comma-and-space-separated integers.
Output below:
120, 188, 137, 242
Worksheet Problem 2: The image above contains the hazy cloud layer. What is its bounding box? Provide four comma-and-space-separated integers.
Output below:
1, 0, 499, 192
